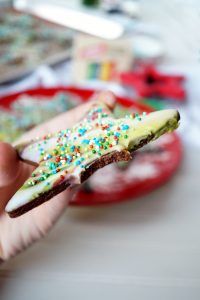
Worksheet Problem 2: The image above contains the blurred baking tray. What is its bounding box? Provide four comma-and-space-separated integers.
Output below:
0, 8, 73, 85
0, 50, 72, 85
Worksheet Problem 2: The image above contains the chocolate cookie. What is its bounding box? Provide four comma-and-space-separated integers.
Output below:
5, 102, 180, 217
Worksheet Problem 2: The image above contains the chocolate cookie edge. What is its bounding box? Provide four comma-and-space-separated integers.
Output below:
8, 150, 131, 218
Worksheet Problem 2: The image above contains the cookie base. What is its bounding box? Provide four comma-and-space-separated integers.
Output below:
8, 150, 131, 217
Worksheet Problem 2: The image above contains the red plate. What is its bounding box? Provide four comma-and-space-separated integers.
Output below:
0, 86, 182, 206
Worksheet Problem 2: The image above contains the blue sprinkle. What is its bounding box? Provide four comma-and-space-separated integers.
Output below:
70, 145, 75, 152
115, 132, 121, 137
67, 155, 72, 164
82, 139, 90, 145
75, 160, 81, 166
121, 124, 130, 130
78, 128, 87, 135
51, 163, 56, 169
81, 157, 85, 161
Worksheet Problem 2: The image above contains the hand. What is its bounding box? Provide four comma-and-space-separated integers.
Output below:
0, 91, 115, 261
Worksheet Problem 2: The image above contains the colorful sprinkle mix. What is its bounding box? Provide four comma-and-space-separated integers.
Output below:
23, 104, 147, 191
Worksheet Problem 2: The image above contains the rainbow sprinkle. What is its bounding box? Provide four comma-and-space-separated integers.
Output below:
25, 104, 146, 189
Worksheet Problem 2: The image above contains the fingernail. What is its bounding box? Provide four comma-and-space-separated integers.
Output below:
91, 91, 116, 108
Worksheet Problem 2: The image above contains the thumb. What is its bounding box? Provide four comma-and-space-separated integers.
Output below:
0, 143, 27, 213
0, 142, 21, 188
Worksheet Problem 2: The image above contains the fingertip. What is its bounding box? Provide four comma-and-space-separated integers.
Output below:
92, 91, 116, 109
102, 91, 116, 108
0, 142, 21, 187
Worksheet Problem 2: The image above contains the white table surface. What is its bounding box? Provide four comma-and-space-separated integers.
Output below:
1, 0, 200, 299
1, 146, 200, 300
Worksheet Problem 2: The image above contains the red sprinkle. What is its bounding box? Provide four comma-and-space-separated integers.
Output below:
60, 175, 65, 180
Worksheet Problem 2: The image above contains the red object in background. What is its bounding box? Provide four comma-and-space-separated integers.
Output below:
0, 86, 182, 206
120, 64, 186, 101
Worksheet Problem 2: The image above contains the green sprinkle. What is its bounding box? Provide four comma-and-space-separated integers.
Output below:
92, 149, 96, 154
104, 146, 108, 150
124, 134, 128, 139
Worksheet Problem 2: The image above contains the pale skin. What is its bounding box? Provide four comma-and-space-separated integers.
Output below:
0, 91, 115, 261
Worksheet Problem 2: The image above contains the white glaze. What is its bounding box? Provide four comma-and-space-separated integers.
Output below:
6, 109, 179, 214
